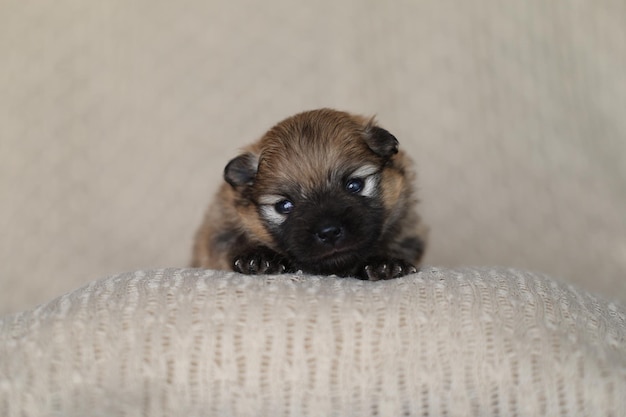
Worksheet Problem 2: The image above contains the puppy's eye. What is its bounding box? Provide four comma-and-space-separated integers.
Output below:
345, 178, 364, 194
274, 199, 294, 214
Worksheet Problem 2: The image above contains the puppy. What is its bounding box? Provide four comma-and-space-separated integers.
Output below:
192, 108, 427, 280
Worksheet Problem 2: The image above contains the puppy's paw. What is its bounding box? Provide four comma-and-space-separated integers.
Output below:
232, 248, 291, 275
362, 258, 417, 281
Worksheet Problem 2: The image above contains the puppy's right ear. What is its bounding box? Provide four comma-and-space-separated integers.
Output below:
224, 152, 258, 188
363, 121, 399, 159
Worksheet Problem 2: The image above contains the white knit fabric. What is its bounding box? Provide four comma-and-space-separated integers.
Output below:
1, 268, 624, 417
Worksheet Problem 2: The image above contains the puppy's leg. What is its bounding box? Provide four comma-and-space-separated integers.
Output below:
361, 257, 418, 281
232, 245, 293, 275
360, 235, 426, 281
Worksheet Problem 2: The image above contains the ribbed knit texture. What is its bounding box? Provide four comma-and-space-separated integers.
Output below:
2, 268, 624, 416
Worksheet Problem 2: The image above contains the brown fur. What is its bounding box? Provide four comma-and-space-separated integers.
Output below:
192, 108, 428, 280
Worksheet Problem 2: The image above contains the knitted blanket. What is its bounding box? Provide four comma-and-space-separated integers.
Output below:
2, 267, 624, 416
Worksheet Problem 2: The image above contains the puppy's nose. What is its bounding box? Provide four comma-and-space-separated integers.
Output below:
315, 225, 343, 245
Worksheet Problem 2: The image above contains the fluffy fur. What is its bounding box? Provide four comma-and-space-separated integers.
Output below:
192, 108, 428, 280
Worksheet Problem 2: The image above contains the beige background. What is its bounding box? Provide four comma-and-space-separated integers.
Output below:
1, 0, 625, 315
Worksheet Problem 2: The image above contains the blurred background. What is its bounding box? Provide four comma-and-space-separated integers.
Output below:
1, 0, 625, 315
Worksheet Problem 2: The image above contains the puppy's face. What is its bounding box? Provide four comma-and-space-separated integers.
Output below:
225, 109, 400, 275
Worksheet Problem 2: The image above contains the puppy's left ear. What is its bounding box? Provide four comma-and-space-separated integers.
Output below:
364, 123, 399, 158
224, 152, 258, 188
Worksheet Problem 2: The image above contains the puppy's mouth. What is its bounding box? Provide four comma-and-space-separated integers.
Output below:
303, 244, 365, 271
313, 245, 360, 260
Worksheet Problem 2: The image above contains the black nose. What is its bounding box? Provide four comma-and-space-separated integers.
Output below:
315, 225, 343, 245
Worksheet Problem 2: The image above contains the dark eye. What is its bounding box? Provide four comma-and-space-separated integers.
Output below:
345, 178, 364, 194
274, 199, 294, 214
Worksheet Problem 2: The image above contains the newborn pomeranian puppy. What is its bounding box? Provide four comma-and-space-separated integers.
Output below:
192, 108, 427, 280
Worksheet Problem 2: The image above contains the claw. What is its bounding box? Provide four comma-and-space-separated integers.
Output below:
361, 258, 417, 281
232, 247, 292, 275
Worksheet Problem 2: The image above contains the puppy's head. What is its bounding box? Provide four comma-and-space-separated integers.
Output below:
225, 108, 403, 275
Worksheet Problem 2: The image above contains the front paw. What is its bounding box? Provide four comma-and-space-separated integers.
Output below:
232, 248, 292, 275
361, 257, 417, 281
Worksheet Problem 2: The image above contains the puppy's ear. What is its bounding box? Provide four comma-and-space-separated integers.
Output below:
224, 152, 258, 188
364, 122, 399, 158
